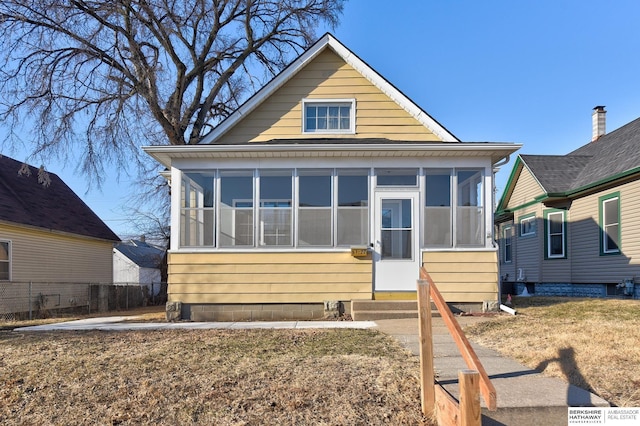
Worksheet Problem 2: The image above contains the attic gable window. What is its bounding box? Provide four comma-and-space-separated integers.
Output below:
302, 99, 355, 134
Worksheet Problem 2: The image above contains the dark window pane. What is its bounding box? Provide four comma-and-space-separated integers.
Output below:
377, 169, 417, 186
604, 198, 618, 225
299, 175, 331, 207
381, 230, 412, 259
338, 174, 368, 206
426, 172, 451, 207
221, 175, 253, 206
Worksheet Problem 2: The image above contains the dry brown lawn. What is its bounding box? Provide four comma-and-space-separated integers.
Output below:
3, 297, 639, 424
465, 297, 640, 407
0, 323, 431, 425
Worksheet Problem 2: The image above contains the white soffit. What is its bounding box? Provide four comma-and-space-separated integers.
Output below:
142, 143, 521, 168
199, 33, 458, 145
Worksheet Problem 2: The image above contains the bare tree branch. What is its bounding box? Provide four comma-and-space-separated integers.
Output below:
0, 0, 345, 188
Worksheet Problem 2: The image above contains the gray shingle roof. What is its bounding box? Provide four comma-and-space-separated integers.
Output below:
520, 116, 640, 194
0, 155, 120, 241
114, 240, 164, 268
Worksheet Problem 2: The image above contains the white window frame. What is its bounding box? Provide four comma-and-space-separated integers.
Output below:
546, 210, 565, 259
0, 240, 11, 281
302, 98, 356, 134
519, 215, 536, 237
601, 195, 620, 254
503, 226, 513, 263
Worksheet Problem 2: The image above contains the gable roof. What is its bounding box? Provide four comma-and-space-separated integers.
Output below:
0, 155, 120, 242
199, 33, 459, 144
114, 240, 164, 268
519, 154, 592, 193
497, 114, 640, 213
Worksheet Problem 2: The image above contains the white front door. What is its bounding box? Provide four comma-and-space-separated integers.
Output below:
373, 191, 421, 292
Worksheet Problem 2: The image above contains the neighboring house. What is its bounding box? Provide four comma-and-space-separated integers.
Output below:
496, 107, 640, 299
143, 33, 520, 321
113, 238, 165, 296
0, 154, 120, 312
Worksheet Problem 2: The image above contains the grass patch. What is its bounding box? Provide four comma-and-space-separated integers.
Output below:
0, 306, 166, 330
0, 328, 431, 425
465, 297, 640, 407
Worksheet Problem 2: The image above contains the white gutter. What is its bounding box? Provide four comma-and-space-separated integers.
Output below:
143, 143, 522, 167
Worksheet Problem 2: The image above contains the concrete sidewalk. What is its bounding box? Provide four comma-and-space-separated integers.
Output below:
17, 315, 610, 425
14, 317, 377, 331
374, 317, 610, 426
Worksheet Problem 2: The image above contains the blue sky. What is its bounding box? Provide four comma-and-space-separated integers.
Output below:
4, 0, 640, 238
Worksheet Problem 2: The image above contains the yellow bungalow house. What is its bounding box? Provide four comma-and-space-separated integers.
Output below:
144, 34, 520, 321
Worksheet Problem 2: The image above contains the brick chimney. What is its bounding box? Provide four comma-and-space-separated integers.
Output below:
592, 106, 606, 141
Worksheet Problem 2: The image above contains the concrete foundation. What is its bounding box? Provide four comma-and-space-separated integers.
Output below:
175, 302, 352, 321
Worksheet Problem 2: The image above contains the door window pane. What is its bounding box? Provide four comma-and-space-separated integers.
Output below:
219, 171, 254, 247
425, 169, 452, 247
381, 199, 412, 260
259, 170, 292, 246
299, 171, 332, 246
337, 170, 368, 246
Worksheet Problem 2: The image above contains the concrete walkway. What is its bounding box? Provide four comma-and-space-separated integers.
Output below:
16, 314, 610, 425
374, 317, 610, 426
14, 317, 377, 331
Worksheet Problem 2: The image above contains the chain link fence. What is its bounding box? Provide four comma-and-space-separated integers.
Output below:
0, 281, 167, 321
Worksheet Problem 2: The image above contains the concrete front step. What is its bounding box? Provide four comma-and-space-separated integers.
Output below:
351, 300, 439, 320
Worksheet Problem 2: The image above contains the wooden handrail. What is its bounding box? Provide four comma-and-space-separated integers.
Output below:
419, 267, 497, 411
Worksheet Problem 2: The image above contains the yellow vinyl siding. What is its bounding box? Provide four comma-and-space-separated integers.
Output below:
216, 49, 442, 144
0, 222, 114, 283
168, 252, 372, 304
422, 251, 498, 302
570, 179, 640, 283
506, 166, 545, 210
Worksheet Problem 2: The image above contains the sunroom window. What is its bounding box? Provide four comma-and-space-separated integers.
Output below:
303, 99, 355, 133
298, 170, 332, 246
376, 168, 418, 186
259, 170, 293, 246
180, 172, 214, 247
424, 169, 452, 247
456, 169, 484, 247
336, 169, 369, 246
219, 171, 254, 247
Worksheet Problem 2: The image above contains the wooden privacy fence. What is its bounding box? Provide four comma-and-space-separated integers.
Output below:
417, 267, 497, 426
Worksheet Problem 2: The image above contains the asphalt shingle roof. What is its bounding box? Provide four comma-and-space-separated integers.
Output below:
114, 240, 164, 268
0, 155, 120, 241
520, 116, 640, 194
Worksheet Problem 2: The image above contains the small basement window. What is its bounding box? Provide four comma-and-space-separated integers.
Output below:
302, 99, 355, 134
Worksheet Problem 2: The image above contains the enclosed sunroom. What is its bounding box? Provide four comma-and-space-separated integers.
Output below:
143, 34, 519, 320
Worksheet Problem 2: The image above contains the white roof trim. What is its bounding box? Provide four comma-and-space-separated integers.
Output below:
199, 34, 458, 144
143, 142, 521, 168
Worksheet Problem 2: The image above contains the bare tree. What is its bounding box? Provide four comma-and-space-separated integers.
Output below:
0, 0, 344, 185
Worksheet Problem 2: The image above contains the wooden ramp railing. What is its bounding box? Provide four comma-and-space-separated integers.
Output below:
418, 267, 497, 425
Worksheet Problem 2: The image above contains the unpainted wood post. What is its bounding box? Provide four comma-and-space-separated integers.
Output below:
416, 279, 435, 415
459, 369, 481, 426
